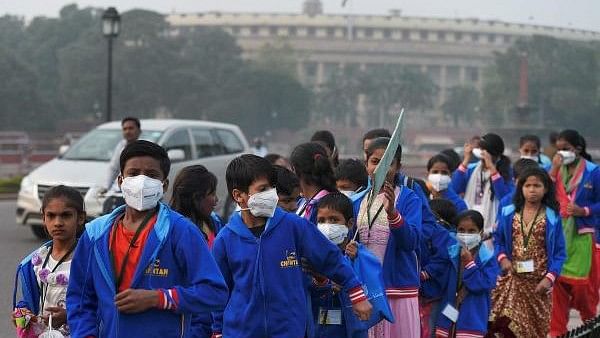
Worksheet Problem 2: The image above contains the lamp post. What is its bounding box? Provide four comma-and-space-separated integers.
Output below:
102, 7, 120, 122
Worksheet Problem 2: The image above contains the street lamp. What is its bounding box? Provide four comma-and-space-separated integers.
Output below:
102, 7, 120, 122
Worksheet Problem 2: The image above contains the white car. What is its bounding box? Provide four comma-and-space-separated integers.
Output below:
16, 119, 249, 238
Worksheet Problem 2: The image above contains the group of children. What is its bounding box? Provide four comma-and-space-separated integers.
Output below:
11, 127, 600, 338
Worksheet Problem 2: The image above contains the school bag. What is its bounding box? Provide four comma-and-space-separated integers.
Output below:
341, 244, 394, 336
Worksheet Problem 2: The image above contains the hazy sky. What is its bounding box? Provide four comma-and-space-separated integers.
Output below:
4, 0, 599, 32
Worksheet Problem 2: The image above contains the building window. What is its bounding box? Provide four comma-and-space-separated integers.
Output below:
307, 27, 316, 36
420, 30, 428, 40
438, 31, 446, 41
365, 28, 373, 37
503, 35, 511, 44
455, 32, 463, 41
289, 27, 297, 36
402, 30, 410, 40
305, 62, 318, 77
232, 26, 240, 34
471, 33, 479, 42
488, 34, 495, 43
270, 26, 278, 35
467, 67, 479, 82
383, 29, 391, 39
327, 27, 335, 37
250, 26, 259, 35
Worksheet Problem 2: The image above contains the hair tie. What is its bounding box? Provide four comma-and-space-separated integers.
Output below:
314, 153, 322, 161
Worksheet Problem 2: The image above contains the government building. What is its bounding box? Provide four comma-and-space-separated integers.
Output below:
165, 0, 600, 127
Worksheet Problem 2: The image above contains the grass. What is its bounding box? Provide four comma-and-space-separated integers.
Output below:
0, 176, 22, 194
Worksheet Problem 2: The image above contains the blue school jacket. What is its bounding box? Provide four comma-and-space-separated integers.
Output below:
440, 188, 468, 213
451, 162, 514, 201
310, 272, 368, 338
211, 207, 363, 338
13, 241, 52, 315
436, 244, 499, 337
66, 203, 229, 338
559, 160, 600, 235
420, 222, 456, 300
494, 205, 566, 281
360, 182, 423, 297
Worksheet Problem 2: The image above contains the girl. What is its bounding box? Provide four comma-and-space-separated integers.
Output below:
13, 185, 86, 338
489, 167, 566, 337
170, 165, 223, 249
549, 129, 600, 337
350, 137, 422, 338
291, 142, 338, 224
519, 134, 552, 170
435, 210, 499, 338
452, 133, 513, 233
426, 154, 468, 213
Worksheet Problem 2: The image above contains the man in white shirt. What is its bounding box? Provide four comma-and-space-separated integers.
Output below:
105, 117, 141, 190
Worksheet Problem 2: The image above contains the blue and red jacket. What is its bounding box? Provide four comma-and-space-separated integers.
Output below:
211, 207, 365, 338
440, 188, 468, 213
451, 162, 514, 201
494, 204, 566, 284
552, 160, 600, 235
357, 183, 423, 299
435, 243, 499, 338
420, 222, 456, 300
66, 203, 229, 338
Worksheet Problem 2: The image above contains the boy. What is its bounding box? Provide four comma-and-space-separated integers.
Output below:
311, 192, 366, 338
274, 164, 300, 212
212, 154, 372, 338
67, 140, 228, 337
335, 158, 371, 220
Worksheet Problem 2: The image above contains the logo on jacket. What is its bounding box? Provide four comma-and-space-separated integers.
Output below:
145, 258, 169, 277
280, 250, 299, 268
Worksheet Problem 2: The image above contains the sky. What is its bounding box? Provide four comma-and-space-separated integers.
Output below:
3, 0, 600, 32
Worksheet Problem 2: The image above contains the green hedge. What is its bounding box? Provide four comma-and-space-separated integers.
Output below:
0, 176, 22, 194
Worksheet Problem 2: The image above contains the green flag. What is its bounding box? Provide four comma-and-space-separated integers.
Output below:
367, 109, 405, 209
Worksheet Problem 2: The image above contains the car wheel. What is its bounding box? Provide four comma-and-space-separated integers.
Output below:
31, 224, 49, 240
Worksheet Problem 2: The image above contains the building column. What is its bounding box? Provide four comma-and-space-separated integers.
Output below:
459, 66, 466, 85
317, 62, 325, 85
440, 65, 448, 106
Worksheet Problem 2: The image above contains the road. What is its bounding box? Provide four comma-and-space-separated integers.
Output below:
0, 200, 589, 336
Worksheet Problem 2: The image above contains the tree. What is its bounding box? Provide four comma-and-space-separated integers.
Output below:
315, 66, 362, 126
442, 85, 480, 127
482, 35, 599, 132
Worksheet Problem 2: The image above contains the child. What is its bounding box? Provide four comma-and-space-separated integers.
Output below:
170, 164, 223, 249
421, 198, 458, 338
13, 185, 86, 337
549, 129, 600, 336
291, 142, 338, 224
452, 133, 514, 233
211, 154, 372, 338
362, 128, 391, 161
67, 140, 228, 337
497, 158, 539, 212
435, 210, 499, 338
273, 164, 301, 213
311, 130, 340, 167
426, 154, 468, 213
310, 192, 367, 338
265, 153, 292, 170
519, 134, 552, 170
335, 158, 371, 219
351, 137, 423, 338
489, 167, 566, 337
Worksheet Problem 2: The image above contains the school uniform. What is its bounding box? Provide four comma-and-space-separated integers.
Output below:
435, 244, 499, 338
211, 207, 366, 338
550, 159, 600, 335
66, 203, 229, 338
297, 190, 331, 225
439, 188, 468, 213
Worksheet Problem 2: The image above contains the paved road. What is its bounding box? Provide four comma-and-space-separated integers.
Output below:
0, 200, 589, 336
0, 200, 43, 336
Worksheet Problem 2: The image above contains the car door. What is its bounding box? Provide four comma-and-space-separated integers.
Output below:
213, 128, 248, 217
160, 127, 194, 202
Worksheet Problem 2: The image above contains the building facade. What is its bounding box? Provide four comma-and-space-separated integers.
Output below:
166, 1, 600, 126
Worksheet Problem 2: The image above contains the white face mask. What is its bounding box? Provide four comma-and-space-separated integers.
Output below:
558, 150, 577, 165
243, 188, 279, 218
120, 175, 164, 211
472, 148, 483, 159
520, 155, 538, 161
457, 233, 481, 250
317, 223, 349, 245
427, 173, 451, 192
340, 190, 356, 198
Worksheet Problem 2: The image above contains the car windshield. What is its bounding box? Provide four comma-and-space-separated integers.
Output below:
62, 129, 163, 161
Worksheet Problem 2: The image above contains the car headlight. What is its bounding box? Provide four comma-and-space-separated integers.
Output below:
20, 175, 34, 195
